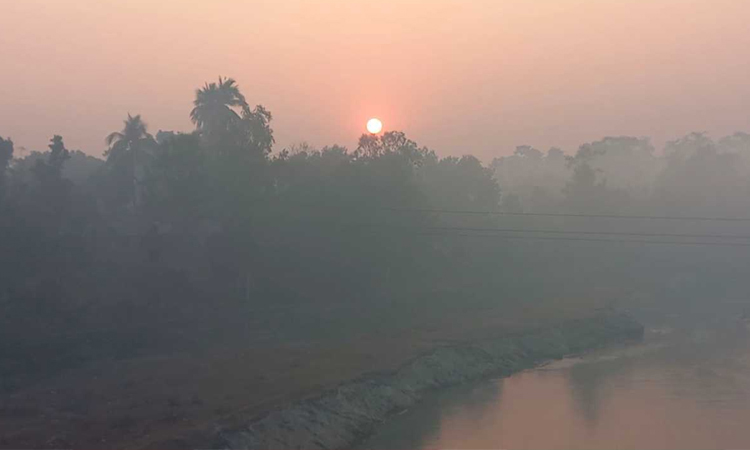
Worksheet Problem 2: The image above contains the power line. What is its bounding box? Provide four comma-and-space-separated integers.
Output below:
380, 207, 750, 222
400, 230, 750, 248
360, 224, 750, 241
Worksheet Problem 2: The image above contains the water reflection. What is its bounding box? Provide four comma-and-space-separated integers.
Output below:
566, 361, 608, 427
360, 331, 750, 450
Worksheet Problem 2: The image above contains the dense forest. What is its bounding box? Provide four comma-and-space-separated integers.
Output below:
3, 77, 750, 401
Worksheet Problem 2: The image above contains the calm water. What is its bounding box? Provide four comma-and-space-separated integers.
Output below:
359, 325, 750, 450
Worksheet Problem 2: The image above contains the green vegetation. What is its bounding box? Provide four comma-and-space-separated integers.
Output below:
2, 77, 750, 447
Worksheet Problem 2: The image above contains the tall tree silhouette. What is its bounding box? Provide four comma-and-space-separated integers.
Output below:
47, 135, 70, 173
30, 135, 72, 213
105, 114, 154, 207
0, 137, 12, 169
190, 77, 248, 143
0, 136, 14, 200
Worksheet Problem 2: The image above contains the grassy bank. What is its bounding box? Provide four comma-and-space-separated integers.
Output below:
0, 292, 613, 449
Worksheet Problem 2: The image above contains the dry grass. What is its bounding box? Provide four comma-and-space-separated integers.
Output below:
0, 294, 604, 449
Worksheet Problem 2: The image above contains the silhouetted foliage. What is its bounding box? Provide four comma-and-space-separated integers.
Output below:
4, 77, 750, 410
104, 114, 156, 208
0, 136, 13, 200
191, 77, 247, 135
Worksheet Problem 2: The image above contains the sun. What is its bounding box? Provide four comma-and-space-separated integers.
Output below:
367, 118, 383, 134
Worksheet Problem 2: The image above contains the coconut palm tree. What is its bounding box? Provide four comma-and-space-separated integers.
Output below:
190, 77, 248, 141
105, 114, 154, 207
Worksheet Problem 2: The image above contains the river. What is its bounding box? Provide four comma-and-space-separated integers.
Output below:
358, 320, 750, 450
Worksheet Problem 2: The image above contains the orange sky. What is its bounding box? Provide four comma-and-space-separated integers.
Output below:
2, 0, 749, 160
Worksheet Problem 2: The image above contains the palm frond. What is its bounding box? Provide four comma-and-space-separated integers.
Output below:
106, 132, 124, 146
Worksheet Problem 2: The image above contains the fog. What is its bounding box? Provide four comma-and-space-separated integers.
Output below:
3, 0, 750, 158
2, 1, 750, 448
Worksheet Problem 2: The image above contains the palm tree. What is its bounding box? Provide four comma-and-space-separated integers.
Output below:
190, 77, 248, 139
105, 114, 154, 207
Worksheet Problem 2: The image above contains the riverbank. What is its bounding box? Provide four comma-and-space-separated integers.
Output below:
356, 317, 750, 450
210, 310, 643, 450
0, 297, 639, 449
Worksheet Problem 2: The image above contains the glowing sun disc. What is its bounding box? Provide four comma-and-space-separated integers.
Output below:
367, 118, 383, 134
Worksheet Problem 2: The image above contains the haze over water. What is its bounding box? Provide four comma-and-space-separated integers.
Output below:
3, 0, 750, 158
359, 322, 750, 450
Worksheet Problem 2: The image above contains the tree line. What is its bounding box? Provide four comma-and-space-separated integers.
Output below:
2, 76, 749, 387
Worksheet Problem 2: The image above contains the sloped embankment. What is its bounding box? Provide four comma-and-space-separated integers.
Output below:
215, 311, 643, 449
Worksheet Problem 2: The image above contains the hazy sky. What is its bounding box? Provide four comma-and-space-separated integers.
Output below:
2, 0, 749, 160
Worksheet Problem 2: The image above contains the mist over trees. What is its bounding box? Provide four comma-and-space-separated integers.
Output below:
492, 133, 750, 217
2, 77, 750, 391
